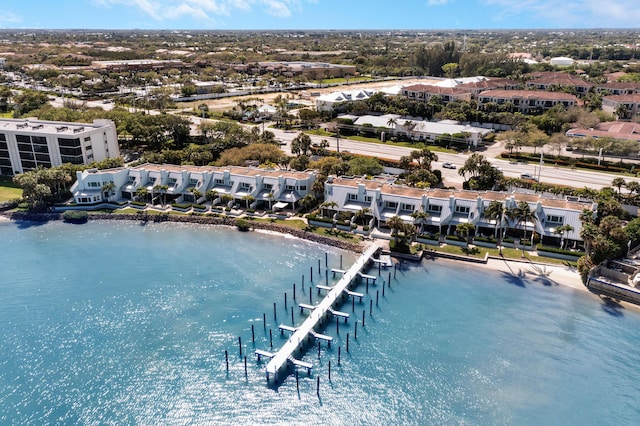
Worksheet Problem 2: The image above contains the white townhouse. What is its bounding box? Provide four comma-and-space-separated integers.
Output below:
0, 118, 120, 176
324, 176, 594, 247
344, 114, 493, 147
71, 164, 316, 210
316, 89, 378, 112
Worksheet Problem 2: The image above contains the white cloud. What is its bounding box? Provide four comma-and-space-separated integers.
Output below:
483, 0, 640, 27
95, 0, 314, 21
0, 11, 21, 24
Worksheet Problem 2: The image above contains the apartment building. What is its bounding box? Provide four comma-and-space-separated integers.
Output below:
71, 164, 316, 209
477, 90, 579, 114
0, 118, 120, 176
324, 176, 593, 246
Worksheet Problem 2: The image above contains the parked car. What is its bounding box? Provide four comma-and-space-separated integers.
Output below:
442, 162, 456, 169
520, 173, 538, 181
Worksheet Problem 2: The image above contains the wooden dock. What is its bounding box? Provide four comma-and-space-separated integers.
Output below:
372, 254, 393, 268
265, 242, 382, 381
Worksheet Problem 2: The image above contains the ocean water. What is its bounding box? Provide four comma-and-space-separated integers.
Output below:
1, 220, 640, 425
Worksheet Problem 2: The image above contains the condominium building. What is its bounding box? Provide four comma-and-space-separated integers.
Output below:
477, 90, 579, 114
71, 163, 316, 208
324, 176, 594, 247
0, 118, 120, 176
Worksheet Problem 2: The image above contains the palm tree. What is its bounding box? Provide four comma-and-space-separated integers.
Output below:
483, 200, 504, 240
612, 177, 626, 200
319, 201, 337, 218
387, 215, 406, 245
554, 224, 575, 250
386, 117, 397, 134
515, 201, 538, 257
101, 182, 116, 202
156, 184, 169, 207
266, 191, 275, 210
206, 189, 219, 205
242, 194, 255, 209
189, 187, 202, 204
135, 187, 148, 203
355, 207, 372, 227
580, 222, 598, 256
456, 222, 475, 248
299, 193, 317, 212
410, 210, 429, 234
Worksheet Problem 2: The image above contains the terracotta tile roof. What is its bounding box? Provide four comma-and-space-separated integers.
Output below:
402, 84, 472, 95
602, 94, 640, 103
478, 89, 579, 101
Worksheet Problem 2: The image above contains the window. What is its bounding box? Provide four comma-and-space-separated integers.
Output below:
455, 205, 470, 214
299, 185, 307, 191
240, 182, 252, 190
263, 183, 273, 190
285, 184, 295, 190
347, 193, 358, 201
546, 215, 563, 224
189, 178, 199, 185
401, 203, 414, 212
215, 178, 225, 185
385, 201, 397, 209
365, 195, 372, 202
428, 204, 442, 213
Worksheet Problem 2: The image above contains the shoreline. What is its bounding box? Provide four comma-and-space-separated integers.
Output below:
4, 210, 631, 309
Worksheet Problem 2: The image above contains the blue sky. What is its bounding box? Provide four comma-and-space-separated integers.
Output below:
1, 0, 639, 30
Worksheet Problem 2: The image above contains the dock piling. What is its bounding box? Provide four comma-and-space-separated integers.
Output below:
328, 360, 331, 381
293, 283, 296, 300
284, 292, 287, 310
352, 297, 355, 312
291, 306, 294, 325
310, 266, 313, 282
340, 255, 343, 269
225, 350, 229, 372
244, 356, 247, 377
382, 281, 385, 297
302, 275, 305, 292
296, 370, 299, 391
388, 272, 391, 288
366, 280, 369, 293
370, 300, 373, 316
346, 333, 349, 352
362, 310, 365, 327
269, 329, 273, 348
251, 324, 255, 343
309, 290, 312, 305
325, 252, 328, 268
317, 376, 320, 397
354, 320, 357, 339
263, 313, 266, 330
338, 346, 341, 365
336, 316, 339, 334
273, 302, 277, 321
238, 336, 242, 356
376, 290, 379, 307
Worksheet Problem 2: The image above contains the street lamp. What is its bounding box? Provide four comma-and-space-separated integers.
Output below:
336, 129, 340, 153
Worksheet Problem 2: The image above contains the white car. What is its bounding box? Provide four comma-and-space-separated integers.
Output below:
442, 162, 456, 169
520, 173, 537, 181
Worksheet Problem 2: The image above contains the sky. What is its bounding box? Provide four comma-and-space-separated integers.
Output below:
0, 0, 640, 30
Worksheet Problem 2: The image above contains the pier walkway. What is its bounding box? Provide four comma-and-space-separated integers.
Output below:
265, 242, 382, 381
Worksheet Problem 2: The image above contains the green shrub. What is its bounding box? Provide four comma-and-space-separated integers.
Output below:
171, 203, 191, 209
445, 234, 465, 242
474, 236, 497, 244
236, 218, 251, 231
62, 210, 88, 224
130, 201, 146, 207
537, 245, 585, 257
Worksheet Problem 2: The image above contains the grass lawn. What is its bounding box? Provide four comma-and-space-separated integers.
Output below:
0, 112, 13, 118
0, 176, 22, 202
336, 134, 456, 154
426, 242, 578, 266
312, 77, 372, 85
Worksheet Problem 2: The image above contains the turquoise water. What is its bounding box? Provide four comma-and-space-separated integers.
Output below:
1, 220, 640, 425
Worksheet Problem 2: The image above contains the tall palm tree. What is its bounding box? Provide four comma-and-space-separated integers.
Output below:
580, 222, 598, 256
515, 201, 538, 256
386, 117, 397, 133
612, 177, 626, 200
483, 200, 504, 239
242, 194, 255, 209
554, 224, 575, 250
355, 207, 372, 226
